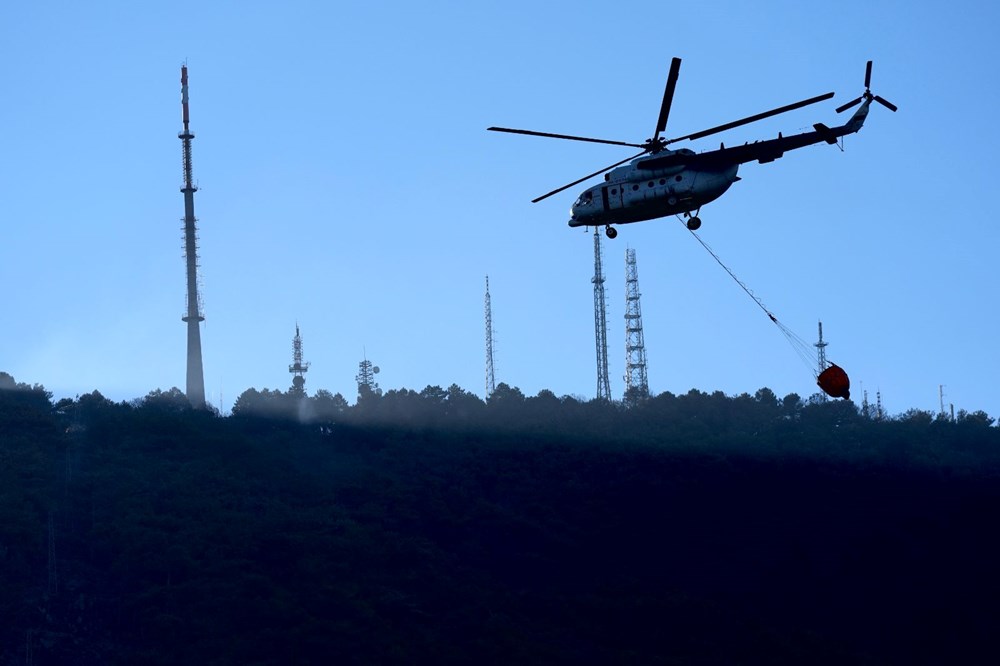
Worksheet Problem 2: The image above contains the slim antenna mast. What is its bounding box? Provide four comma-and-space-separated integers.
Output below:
179, 65, 206, 408
623, 248, 649, 405
289, 324, 310, 396
815, 320, 828, 373
485, 276, 497, 399
592, 229, 611, 400
815, 320, 828, 402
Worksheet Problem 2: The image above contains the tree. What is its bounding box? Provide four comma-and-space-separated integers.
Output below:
444, 384, 485, 421
137, 387, 191, 414
419, 385, 448, 406
0, 373, 54, 425
957, 410, 996, 428
754, 387, 779, 407
312, 390, 349, 421
487, 383, 524, 408
781, 393, 803, 419
0, 371, 15, 390
231, 388, 263, 417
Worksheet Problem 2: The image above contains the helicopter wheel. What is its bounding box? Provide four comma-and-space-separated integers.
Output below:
686, 216, 702, 231
605, 226, 618, 239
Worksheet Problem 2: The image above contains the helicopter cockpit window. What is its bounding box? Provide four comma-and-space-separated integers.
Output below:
576, 190, 594, 206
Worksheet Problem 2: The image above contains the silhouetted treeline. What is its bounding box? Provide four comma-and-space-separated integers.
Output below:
2, 371, 1000, 664
230, 381, 998, 470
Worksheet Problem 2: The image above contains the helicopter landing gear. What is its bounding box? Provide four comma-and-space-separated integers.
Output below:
605, 226, 618, 239
683, 208, 702, 231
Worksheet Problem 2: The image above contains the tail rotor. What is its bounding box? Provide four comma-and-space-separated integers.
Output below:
835, 60, 897, 113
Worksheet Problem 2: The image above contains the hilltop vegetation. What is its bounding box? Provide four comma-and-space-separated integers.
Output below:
2, 371, 999, 664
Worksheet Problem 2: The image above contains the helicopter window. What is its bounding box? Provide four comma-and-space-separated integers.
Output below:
675, 175, 683, 182
648, 181, 654, 188
632, 184, 639, 191
610, 189, 617, 195
659, 179, 666, 185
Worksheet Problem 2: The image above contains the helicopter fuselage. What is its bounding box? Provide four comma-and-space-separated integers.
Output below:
568, 150, 739, 228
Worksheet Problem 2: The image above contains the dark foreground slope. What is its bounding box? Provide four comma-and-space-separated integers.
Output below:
2, 384, 1000, 664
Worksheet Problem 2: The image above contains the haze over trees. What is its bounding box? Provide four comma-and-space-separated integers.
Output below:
2, 370, 999, 664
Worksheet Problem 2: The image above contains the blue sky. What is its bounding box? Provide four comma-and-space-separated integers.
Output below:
2, 1, 997, 417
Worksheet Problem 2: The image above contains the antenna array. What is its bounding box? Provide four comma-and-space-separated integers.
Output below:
289, 324, 310, 396
485, 276, 496, 399
592, 229, 611, 400
624, 248, 649, 405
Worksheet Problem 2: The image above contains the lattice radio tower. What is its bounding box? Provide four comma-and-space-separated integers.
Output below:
289, 324, 310, 396
624, 248, 649, 406
592, 229, 611, 400
815, 320, 828, 402
815, 321, 829, 370
485, 276, 496, 399
179, 65, 206, 409
356, 353, 381, 400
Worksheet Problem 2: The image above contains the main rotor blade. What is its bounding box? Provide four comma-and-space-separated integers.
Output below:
653, 57, 682, 141
865, 60, 873, 89
835, 96, 864, 113
666, 91, 835, 144
874, 95, 898, 112
487, 127, 643, 149
532, 151, 648, 203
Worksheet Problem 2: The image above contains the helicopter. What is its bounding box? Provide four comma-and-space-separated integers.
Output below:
489, 59, 896, 239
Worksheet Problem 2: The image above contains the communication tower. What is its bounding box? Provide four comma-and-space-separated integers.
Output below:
179, 65, 206, 409
623, 248, 649, 406
815, 320, 828, 403
592, 229, 611, 400
485, 276, 497, 399
356, 354, 381, 400
288, 324, 310, 396
815, 320, 828, 373
938, 385, 954, 421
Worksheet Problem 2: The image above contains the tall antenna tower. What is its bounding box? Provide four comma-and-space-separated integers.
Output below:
815, 320, 828, 373
815, 320, 828, 402
289, 324, 310, 396
484, 276, 496, 399
592, 228, 611, 400
623, 248, 649, 406
179, 65, 206, 409
356, 353, 381, 400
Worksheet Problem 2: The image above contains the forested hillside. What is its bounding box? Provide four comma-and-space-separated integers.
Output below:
2, 372, 999, 665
